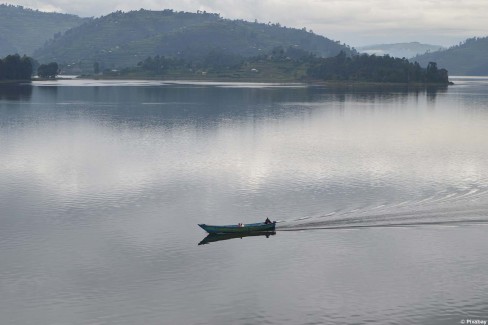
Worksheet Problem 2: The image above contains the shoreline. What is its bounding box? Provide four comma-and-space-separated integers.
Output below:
74, 75, 453, 87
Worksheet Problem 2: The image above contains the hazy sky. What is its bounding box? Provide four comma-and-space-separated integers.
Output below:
6, 0, 488, 47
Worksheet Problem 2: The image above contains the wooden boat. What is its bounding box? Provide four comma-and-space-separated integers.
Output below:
198, 221, 276, 234
198, 231, 276, 245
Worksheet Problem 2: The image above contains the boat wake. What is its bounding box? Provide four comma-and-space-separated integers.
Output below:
276, 187, 488, 231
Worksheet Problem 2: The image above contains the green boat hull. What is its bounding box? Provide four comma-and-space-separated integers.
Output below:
198, 222, 276, 234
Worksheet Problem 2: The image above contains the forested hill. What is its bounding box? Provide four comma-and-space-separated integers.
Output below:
0, 4, 87, 57
413, 37, 488, 75
33, 9, 355, 71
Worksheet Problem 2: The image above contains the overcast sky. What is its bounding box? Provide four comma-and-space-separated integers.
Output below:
6, 0, 488, 47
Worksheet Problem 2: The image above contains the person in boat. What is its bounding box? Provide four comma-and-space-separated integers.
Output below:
264, 218, 272, 224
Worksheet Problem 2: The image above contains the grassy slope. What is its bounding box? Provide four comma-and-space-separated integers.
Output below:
33, 9, 354, 69
112, 60, 309, 82
0, 4, 87, 57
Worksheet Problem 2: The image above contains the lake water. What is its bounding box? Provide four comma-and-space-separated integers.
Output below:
1, 77, 488, 324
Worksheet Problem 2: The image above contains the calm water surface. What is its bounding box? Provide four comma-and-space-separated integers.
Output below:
1, 78, 488, 324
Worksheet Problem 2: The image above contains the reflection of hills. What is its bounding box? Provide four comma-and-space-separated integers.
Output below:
198, 231, 276, 245
30, 82, 447, 126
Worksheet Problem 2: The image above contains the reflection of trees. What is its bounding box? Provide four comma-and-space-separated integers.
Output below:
426, 85, 448, 102
28, 82, 450, 127
34, 84, 321, 125
0, 84, 32, 100
316, 83, 448, 104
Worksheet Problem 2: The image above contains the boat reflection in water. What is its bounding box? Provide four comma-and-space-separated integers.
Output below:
198, 231, 276, 245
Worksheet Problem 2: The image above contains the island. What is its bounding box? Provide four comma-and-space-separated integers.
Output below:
0, 50, 451, 86
86, 49, 451, 85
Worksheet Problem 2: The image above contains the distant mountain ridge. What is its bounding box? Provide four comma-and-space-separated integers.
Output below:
32, 9, 355, 72
413, 37, 488, 75
3, 4, 474, 77
357, 42, 445, 59
0, 4, 87, 57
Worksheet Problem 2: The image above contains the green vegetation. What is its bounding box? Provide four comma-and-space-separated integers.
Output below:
414, 37, 488, 75
33, 9, 355, 74
0, 4, 87, 57
308, 52, 449, 84
0, 5, 454, 82
37, 62, 59, 79
103, 49, 449, 84
106, 46, 310, 81
0, 54, 33, 81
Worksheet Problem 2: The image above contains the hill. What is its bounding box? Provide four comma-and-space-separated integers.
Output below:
413, 37, 488, 75
0, 4, 87, 57
357, 42, 445, 59
32, 9, 355, 73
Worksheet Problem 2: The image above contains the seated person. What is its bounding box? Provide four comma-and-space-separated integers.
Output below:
264, 218, 272, 224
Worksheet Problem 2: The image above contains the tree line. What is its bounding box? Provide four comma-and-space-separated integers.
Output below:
308, 51, 449, 83
1, 49, 449, 84
0, 54, 32, 80
0, 54, 59, 80
126, 48, 450, 84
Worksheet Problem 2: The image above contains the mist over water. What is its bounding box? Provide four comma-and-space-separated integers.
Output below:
1, 78, 488, 324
